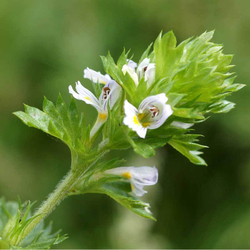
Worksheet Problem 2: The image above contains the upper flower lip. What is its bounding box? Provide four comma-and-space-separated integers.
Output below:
69, 80, 121, 115
83, 67, 111, 84
127, 59, 137, 70
69, 81, 103, 113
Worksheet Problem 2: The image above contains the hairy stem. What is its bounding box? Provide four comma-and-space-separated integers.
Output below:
14, 168, 84, 246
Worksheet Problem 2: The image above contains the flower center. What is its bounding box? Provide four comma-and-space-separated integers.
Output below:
103, 87, 111, 99
137, 106, 160, 128
137, 112, 152, 128
149, 106, 159, 118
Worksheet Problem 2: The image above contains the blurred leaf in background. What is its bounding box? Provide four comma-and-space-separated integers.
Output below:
0, 0, 250, 248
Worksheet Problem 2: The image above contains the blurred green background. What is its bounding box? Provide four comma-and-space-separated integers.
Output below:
1, 0, 250, 248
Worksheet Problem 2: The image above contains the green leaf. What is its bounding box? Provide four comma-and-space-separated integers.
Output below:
101, 52, 124, 84
14, 94, 88, 153
154, 31, 177, 80
169, 137, 207, 166
117, 49, 127, 69
133, 142, 155, 158
100, 183, 156, 220
138, 43, 153, 65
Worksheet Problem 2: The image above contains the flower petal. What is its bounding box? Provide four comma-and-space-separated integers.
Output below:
137, 93, 173, 130
69, 81, 102, 113
105, 166, 158, 197
122, 64, 139, 86
131, 182, 147, 197
123, 100, 147, 138
138, 93, 168, 112
83, 67, 111, 84
99, 80, 122, 111
127, 59, 137, 70
130, 166, 158, 186
145, 63, 155, 87
137, 58, 150, 80
137, 58, 150, 71
148, 103, 173, 129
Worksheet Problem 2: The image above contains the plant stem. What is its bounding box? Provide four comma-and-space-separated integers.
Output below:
14, 168, 84, 246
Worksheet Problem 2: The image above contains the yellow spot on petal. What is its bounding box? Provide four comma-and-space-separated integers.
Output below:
141, 122, 151, 128
122, 172, 132, 179
98, 113, 108, 121
131, 184, 135, 191
133, 115, 140, 126
99, 80, 106, 84
137, 113, 143, 120
137, 113, 151, 127
85, 97, 91, 101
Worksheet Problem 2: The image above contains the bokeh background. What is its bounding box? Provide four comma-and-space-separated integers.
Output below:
1, 0, 250, 248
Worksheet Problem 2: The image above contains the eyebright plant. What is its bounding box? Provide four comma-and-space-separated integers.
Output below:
1, 31, 242, 249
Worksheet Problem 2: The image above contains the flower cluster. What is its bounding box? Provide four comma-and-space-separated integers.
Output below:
69, 58, 173, 140
68, 58, 173, 199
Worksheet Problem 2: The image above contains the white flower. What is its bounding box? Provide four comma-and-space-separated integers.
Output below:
83, 67, 111, 85
105, 166, 158, 197
69, 80, 121, 138
123, 93, 173, 138
137, 58, 155, 87
122, 64, 139, 86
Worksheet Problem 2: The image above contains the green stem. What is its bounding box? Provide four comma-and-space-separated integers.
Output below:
14, 168, 84, 246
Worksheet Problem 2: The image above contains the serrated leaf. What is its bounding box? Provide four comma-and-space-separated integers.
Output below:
15, 94, 89, 153
169, 138, 207, 166
101, 52, 124, 84
154, 31, 177, 79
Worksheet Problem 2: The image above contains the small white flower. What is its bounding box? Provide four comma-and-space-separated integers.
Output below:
123, 93, 173, 138
137, 58, 155, 87
122, 64, 139, 86
105, 166, 158, 197
83, 67, 111, 85
69, 80, 121, 137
